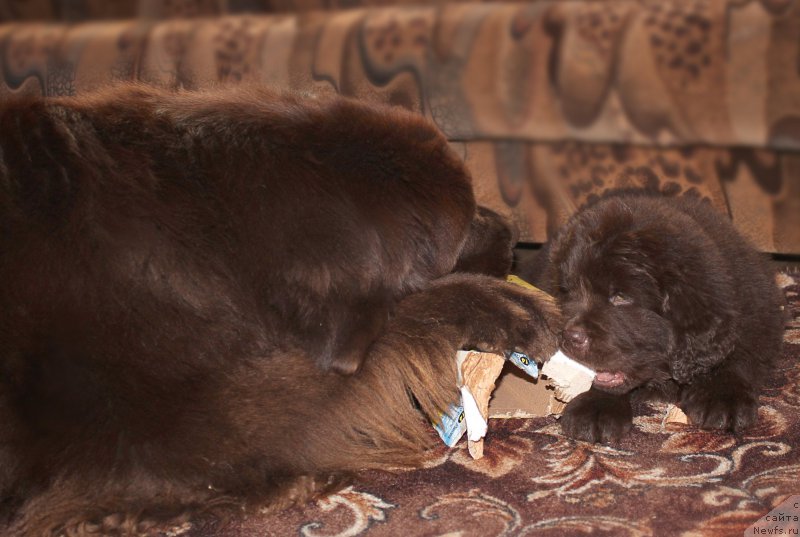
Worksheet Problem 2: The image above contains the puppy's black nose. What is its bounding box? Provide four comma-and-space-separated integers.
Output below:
562, 326, 589, 355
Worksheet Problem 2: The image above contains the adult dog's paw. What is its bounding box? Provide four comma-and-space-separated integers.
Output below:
680, 379, 758, 432
560, 390, 633, 443
392, 273, 561, 360
448, 273, 560, 359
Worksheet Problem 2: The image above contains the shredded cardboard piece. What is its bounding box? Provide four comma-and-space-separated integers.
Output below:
453, 349, 600, 460
444, 351, 595, 459
664, 404, 690, 425
547, 397, 567, 415
487, 366, 551, 419
540, 350, 596, 402
453, 350, 597, 459
458, 351, 506, 459
433, 276, 601, 459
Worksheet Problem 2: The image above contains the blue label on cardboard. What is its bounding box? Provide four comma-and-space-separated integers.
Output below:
433, 351, 540, 447
505, 351, 539, 379
433, 404, 467, 447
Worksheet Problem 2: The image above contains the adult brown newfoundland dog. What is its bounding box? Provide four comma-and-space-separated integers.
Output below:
522, 192, 785, 444
0, 85, 560, 535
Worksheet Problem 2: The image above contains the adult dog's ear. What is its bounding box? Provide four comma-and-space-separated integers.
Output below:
452, 206, 515, 278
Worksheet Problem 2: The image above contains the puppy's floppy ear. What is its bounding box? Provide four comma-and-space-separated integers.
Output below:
547, 223, 575, 269
608, 225, 738, 385
533, 222, 577, 295
660, 266, 738, 384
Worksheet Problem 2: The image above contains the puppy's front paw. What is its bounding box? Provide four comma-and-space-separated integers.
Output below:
680, 379, 758, 432
560, 390, 633, 443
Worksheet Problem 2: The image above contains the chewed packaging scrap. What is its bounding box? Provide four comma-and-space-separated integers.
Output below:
432, 276, 597, 458
433, 350, 535, 450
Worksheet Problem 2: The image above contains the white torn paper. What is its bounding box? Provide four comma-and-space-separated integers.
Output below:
540, 350, 596, 402
460, 385, 487, 442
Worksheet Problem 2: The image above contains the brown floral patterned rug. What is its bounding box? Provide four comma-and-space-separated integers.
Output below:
177, 269, 800, 537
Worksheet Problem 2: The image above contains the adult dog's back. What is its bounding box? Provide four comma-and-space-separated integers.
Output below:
0, 86, 559, 534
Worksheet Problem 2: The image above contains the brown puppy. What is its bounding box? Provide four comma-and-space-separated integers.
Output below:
523, 192, 785, 443
0, 85, 559, 535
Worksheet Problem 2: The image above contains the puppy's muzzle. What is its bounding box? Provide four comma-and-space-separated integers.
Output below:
561, 324, 589, 359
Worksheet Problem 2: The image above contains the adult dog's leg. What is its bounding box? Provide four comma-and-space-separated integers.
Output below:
304, 273, 562, 471
3, 275, 561, 535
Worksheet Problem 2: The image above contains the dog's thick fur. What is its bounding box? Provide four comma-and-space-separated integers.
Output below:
521, 192, 785, 443
0, 86, 560, 535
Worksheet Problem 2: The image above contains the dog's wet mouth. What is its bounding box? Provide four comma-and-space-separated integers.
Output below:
593, 371, 627, 388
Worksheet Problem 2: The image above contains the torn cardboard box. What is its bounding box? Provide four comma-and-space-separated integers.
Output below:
432, 275, 598, 459
434, 349, 596, 459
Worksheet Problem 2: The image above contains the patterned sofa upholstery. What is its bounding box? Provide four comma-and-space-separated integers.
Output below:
1, 0, 799, 253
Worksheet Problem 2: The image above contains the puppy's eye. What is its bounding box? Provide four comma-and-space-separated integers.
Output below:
609, 292, 633, 306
